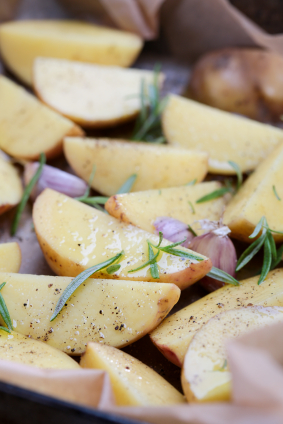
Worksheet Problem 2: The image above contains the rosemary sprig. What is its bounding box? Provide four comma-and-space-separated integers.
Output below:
219, 359, 228, 371
77, 169, 137, 209
271, 244, 283, 269
0, 283, 13, 333
236, 216, 283, 285
206, 267, 239, 286
249, 216, 266, 239
78, 196, 109, 206
106, 264, 121, 275
228, 161, 242, 191
11, 152, 46, 236
129, 232, 239, 286
129, 233, 202, 275
148, 242, 159, 279
116, 174, 137, 194
188, 225, 197, 237
131, 64, 167, 143
196, 187, 231, 204
196, 161, 242, 204
75, 165, 106, 210
273, 185, 281, 201
50, 251, 124, 321
128, 250, 160, 274
186, 178, 197, 186
188, 201, 195, 214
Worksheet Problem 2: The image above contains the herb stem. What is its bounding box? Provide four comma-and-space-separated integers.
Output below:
130, 65, 167, 143
11, 152, 46, 236
0, 283, 13, 332
196, 187, 231, 204
273, 185, 281, 201
236, 216, 283, 285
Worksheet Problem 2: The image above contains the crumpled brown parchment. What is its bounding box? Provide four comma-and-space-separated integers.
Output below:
57, 0, 283, 62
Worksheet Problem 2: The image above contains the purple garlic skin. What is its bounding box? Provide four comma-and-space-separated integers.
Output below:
189, 230, 237, 292
24, 162, 88, 201
153, 217, 194, 245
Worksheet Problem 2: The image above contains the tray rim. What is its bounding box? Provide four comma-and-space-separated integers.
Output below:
0, 379, 149, 424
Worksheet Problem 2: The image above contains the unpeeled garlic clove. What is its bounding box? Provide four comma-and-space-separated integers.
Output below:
189, 227, 237, 292
153, 217, 195, 244
24, 162, 88, 201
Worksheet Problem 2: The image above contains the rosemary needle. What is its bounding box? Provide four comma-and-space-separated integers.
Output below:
236, 216, 283, 285
50, 251, 124, 321
273, 185, 281, 201
0, 283, 13, 333
11, 152, 46, 236
129, 232, 239, 286
131, 64, 167, 143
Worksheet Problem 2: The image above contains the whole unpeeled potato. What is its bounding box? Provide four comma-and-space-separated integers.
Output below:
189, 48, 283, 123
0, 0, 19, 22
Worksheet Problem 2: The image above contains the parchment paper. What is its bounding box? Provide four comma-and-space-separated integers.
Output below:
1, 322, 283, 424
58, 0, 283, 61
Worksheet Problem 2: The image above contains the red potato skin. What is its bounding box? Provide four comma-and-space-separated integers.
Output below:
190, 48, 283, 123
153, 343, 182, 368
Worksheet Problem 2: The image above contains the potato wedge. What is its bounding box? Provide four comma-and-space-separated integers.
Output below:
0, 20, 143, 86
0, 329, 80, 369
0, 272, 180, 354
33, 189, 212, 290
105, 182, 228, 234
150, 268, 283, 367
0, 155, 23, 215
33, 58, 163, 128
223, 142, 283, 242
0, 243, 21, 272
181, 306, 283, 402
162, 94, 283, 174
63, 138, 209, 196
81, 342, 185, 406
0, 76, 83, 160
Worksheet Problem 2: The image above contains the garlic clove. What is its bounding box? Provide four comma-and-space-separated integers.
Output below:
24, 162, 88, 201
189, 230, 237, 292
153, 216, 195, 244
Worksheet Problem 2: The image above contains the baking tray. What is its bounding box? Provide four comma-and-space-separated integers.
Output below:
0, 380, 149, 424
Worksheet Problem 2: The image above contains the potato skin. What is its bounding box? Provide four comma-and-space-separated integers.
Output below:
190, 48, 283, 123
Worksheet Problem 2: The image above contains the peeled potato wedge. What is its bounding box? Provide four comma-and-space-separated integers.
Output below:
63, 137, 209, 196
181, 306, 283, 402
162, 94, 283, 174
150, 268, 283, 367
81, 342, 185, 406
0, 155, 23, 215
223, 142, 283, 243
105, 181, 228, 235
33, 58, 163, 128
33, 189, 212, 290
0, 76, 83, 160
0, 20, 143, 86
0, 329, 80, 369
0, 272, 180, 354
0, 243, 21, 272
